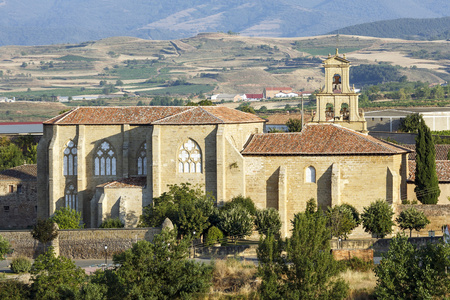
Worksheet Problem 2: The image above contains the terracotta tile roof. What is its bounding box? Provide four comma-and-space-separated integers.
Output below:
265, 113, 311, 125
0, 164, 37, 181
404, 144, 450, 161
241, 124, 412, 155
97, 177, 147, 188
408, 160, 450, 182
44, 106, 265, 125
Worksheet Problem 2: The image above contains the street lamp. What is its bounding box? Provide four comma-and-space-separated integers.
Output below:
104, 245, 108, 266
192, 231, 196, 259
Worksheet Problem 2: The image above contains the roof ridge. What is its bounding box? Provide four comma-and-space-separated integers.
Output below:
150, 107, 197, 124
197, 107, 226, 123
50, 107, 78, 124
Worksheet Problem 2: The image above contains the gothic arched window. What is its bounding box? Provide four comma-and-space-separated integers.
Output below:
305, 166, 316, 183
63, 140, 77, 176
178, 139, 202, 173
137, 142, 147, 175
94, 141, 117, 176
65, 183, 78, 211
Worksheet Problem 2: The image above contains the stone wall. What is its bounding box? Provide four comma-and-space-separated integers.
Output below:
332, 249, 374, 262
0, 227, 160, 259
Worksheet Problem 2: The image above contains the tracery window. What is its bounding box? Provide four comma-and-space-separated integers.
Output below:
137, 143, 147, 175
65, 183, 78, 211
178, 139, 202, 173
305, 166, 316, 183
63, 140, 77, 176
94, 141, 116, 176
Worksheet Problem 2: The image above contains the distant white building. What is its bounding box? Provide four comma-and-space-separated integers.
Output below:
275, 92, 299, 98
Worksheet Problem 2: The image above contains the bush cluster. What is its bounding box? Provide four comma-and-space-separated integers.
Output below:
10, 257, 32, 273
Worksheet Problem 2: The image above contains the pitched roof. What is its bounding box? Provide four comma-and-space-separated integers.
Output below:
408, 160, 450, 182
0, 164, 37, 181
404, 144, 450, 161
97, 177, 147, 188
245, 94, 263, 99
43, 106, 265, 125
242, 124, 412, 155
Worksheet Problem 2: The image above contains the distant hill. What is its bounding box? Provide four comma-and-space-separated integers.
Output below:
330, 17, 450, 40
0, 0, 449, 46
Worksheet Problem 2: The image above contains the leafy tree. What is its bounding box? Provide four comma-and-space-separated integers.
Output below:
50, 207, 83, 229
259, 105, 268, 113
217, 207, 253, 242
395, 206, 430, 237
237, 103, 255, 114
255, 208, 282, 236
0, 143, 25, 171
139, 183, 214, 237
101, 227, 213, 299
326, 205, 358, 239
361, 200, 394, 238
222, 195, 257, 216
99, 217, 124, 228
31, 219, 58, 250
375, 234, 450, 299
257, 206, 349, 299
0, 280, 31, 300
205, 226, 224, 246
415, 119, 440, 204
398, 113, 423, 133
31, 247, 86, 299
286, 118, 302, 132
0, 234, 12, 261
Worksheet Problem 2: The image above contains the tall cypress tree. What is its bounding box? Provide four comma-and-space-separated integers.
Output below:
415, 119, 440, 204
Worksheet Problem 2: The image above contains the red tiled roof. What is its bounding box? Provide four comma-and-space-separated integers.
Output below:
0, 164, 37, 180
97, 177, 147, 188
43, 106, 265, 125
408, 160, 450, 182
404, 144, 450, 161
245, 94, 263, 99
242, 124, 412, 155
265, 87, 292, 91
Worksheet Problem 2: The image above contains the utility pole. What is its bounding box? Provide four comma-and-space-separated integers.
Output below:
301, 94, 304, 129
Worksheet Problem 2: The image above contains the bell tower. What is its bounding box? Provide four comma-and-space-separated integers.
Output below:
311, 49, 367, 132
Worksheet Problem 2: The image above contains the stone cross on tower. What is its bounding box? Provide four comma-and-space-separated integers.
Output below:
311, 49, 367, 133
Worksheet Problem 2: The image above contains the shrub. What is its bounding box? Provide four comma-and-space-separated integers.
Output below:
50, 207, 83, 229
10, 257, 32, 273
0, 280, 31, 299
222, 195, 257, 216
340, 257, 374, 272
254, 208, 281, 236
99, 218, 124, 228
205, 226, 224, 246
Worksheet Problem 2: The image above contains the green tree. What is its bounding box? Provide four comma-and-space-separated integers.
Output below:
222, 195, 257, 216
326, 205, 358, 239
286, 118, 302, 132
31, 219, 58, 251
139, 183, 214, 237
99, 217, 124, 228
0, 143, 25, 171
31, 247, 86, 299
217, 207, 254, 242
50, 207, 83, 229
102, 227, 212, 299
257, 207, 349, 299
375, 234, 450, 299
0, 234, 12, 261
255, 208, 282, 236
361, 200, 394, 238
398, 113, 423, 133
396, 206, 430, 237
415, 119, 440, 204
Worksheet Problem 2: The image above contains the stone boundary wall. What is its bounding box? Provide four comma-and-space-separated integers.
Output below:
330, 236, 443, 252
0, 228, 161, 259
332, 249, 374, 262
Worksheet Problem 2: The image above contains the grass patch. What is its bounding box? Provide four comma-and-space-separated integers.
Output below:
112, 66, 159, 80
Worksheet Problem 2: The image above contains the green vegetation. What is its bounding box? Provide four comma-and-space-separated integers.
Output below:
257, 200, 349, 299
415, 119, 440, 204
326, 204, 360, 239
30, 219, 58, 250
254, 208, 282, 236
10, 257, 32, 274
0, 235, 12, 261
350, 64, 403, 86
375, 234, 450, 299
56, 55, 98, 62
204, 226, 224, 246
286, 118, 302, 132
396, 206, 430, 237
99, 217, 124, 228
399, 113, 423, 133
0, 136, 37, 171
361, 200, 394, 238
50, 207, 84, 229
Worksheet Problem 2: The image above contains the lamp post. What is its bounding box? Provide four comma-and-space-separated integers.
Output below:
104, 245, 108, 266
192, 231, 196, 259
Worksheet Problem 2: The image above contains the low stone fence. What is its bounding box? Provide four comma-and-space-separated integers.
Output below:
332, 249, 373, 262
0, 227, 160, 259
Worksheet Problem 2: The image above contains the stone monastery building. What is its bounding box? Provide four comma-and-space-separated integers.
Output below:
37, 50, 411, 237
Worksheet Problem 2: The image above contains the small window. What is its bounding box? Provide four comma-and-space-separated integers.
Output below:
8, 185, 13, 193
35, 206, 38, 213
380, 118, 383, 121
3, 206, 9, 213
305, 166, 316, 183
17, 184, 22, 194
